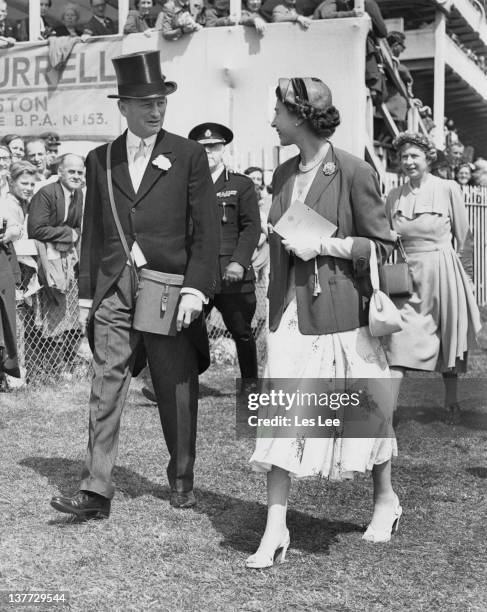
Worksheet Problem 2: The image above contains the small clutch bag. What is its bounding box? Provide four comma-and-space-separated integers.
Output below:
133, 268, 184, 336
381, 237, 413, 297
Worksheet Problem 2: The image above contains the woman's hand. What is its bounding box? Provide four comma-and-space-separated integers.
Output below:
282, 237, 321, 261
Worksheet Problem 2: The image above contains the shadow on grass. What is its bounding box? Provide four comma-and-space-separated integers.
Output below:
20, 456, 361, 554
466, 466, 487, 478
394, 404, 487, 431
19, 456, 170, 499
199, 382, 235, 398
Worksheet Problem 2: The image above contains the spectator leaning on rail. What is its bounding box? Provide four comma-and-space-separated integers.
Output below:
204, 0, 239, 27
124, 0, 157, 34
259, 0, 321, 21
272, 0, 311, 28
0, 0, 22, 46
155, 0, 202, 40
240, 0, 268, 33
384, 31, 413, 132
53, 3, 84, 36
84, 0, 117, 36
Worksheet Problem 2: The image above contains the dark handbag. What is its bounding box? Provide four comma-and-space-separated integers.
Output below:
381, 237, 413, 297
106, 143, 183, 336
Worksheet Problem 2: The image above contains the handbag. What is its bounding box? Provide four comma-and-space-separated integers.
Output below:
368, 240, 403, 337
381, 236, 413, 296
106, 143, 183, 336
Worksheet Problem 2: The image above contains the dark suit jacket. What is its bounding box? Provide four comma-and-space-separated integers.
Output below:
79, 129, 219, 372
53, 25, 84, 37
84, 15, 117, 36
214, 168, 260, 294
27, 181, 83, 251
268, 146, 394, 334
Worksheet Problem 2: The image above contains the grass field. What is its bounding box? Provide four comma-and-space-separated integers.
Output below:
1, 337, 487, 611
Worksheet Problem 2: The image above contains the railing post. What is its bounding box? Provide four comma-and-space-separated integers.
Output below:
433, 10, 446, 149
230, 0, 242, 21
29, 0, 41, 42
354, 0, 365, 13
119, 0, 130, 35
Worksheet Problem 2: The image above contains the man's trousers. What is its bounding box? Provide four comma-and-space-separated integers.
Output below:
79, 266, 199, 498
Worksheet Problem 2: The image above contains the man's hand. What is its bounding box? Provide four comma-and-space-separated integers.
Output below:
79, 305, 91, 333
176, 293, 203, 331
223, 262, 245, 283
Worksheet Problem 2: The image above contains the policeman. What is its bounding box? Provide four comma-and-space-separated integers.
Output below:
188, 122, 261, 380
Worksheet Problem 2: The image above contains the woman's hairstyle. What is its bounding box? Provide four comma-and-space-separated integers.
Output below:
9, 161, 37, 182
134, 0, 153, 9
62, 3, 80, 20
275, 78, 341, 138
1, 134, 23, 147
0, 145, 11, 158
244, 166, 264, 176
392, 132, 437, 163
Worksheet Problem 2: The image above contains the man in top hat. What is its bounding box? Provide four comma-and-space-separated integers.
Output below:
50, 50, 219, 519
189, 122, 260, 381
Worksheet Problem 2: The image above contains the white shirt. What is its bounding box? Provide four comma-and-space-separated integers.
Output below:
126, 130, 158, 192
211, 164, 225, 184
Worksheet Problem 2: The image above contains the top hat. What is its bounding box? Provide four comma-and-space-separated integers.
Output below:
107, 51, 177, 99
278, 77, 333, 112
188, 122, 233, 145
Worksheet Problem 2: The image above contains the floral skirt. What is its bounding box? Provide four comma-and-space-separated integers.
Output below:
249, 300, 398, 480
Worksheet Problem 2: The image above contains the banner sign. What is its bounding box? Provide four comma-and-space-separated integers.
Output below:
0, 38, 123, 139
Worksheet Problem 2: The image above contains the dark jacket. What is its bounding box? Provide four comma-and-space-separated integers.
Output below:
53, 25, 84, 37
84, 15, 117, 36
0, 245, 20, 377
268, 146, 394, 334
79, 129, 219, 372
214, 168, 260, 294
27, 181, 83, 250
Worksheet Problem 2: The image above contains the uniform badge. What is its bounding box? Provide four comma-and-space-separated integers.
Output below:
322, 162, 337, 176
204, 129, 212, 138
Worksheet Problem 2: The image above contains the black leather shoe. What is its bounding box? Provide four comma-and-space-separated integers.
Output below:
50, 491, 111, 519
170, 490, 196, 509
141, 386, 157, 404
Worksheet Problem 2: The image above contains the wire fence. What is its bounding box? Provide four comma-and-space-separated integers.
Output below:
13, 264, 269, 386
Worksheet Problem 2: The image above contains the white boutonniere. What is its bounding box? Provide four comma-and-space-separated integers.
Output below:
322, 161, 337, 176
152, 155, 172, 171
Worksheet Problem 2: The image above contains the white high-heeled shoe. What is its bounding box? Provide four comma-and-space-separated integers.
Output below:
245, 529, 290, 569
362, 497, 402, 543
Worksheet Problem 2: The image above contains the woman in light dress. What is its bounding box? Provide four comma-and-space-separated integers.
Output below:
246, 77, 400, 569
383, 133, 481, 422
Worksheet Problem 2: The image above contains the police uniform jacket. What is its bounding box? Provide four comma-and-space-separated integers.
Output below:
214, 168, 260, 294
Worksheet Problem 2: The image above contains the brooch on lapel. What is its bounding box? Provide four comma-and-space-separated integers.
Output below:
152, 155, 172, 171
322, 162, 337, 176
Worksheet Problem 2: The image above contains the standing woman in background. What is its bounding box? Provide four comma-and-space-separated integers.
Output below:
383, 133, 481, 422
247, 77, 398, 569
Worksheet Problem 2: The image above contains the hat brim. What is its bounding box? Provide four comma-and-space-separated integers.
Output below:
196, 137, 227, 145
107, 81, 177, 99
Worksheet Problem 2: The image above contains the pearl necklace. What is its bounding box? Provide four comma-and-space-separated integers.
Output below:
298, 156, 324, 173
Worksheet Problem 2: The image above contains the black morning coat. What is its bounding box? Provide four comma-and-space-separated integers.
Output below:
78, 129, 220, 373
